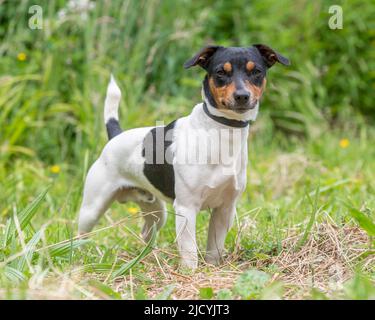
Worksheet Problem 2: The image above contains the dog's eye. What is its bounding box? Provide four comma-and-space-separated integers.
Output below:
252, 69, 263, 78
216, 69, 226, 77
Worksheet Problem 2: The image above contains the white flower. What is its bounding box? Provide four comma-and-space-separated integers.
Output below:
68, 0, 95, 12
58, 8, 66, 19
58, 0, 95, 22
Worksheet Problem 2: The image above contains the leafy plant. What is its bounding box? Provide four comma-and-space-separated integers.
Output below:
346, 205, 375, 237
3, 187, 49, 247
216, 288, 233, 300
199, 287, 214, 299
233, 269, 271, 300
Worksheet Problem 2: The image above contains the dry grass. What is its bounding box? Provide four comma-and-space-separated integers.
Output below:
270, 222, 373, 298
113, 220, 373, 300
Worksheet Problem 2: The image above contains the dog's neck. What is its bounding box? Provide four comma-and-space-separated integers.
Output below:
202, 76, 259, 123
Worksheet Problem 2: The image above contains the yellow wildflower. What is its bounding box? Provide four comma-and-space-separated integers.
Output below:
127, 207, 139, 215
339, 138, 350, 149
17, 52, 27, 61
50, 165, 61, 174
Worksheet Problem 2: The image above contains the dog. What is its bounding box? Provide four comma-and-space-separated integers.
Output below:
78, 44, 289, 269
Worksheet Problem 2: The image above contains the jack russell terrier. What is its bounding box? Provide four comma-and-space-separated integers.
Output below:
78, 44, 290, 269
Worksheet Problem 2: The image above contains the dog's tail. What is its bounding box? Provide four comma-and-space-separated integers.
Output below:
104, 75, 122, 140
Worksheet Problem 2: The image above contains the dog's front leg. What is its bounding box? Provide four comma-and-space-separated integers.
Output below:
205, 203, 237, 265
174, 201, 199, 269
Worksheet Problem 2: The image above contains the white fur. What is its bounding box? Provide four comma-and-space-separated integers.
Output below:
78, 77, 255, 269
104, 74, 122, 123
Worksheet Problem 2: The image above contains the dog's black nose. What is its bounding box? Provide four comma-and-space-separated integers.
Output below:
233, 90, 250, 104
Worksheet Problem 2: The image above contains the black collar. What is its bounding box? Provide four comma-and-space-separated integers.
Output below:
202, 102, 250, 128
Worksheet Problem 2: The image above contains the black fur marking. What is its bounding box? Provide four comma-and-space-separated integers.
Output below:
106, 118, 122, 140
207, 47, 268, 88
202, 102, 249, 127
142, 120, 176, 200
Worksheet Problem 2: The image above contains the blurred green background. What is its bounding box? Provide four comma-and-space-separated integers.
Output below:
0, 0, 374, 299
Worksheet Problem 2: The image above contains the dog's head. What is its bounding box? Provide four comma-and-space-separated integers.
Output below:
184, 45, 290, 114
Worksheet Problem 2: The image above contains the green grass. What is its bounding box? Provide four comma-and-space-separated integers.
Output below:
0, 124, 374, 299
0, 0, 374, 299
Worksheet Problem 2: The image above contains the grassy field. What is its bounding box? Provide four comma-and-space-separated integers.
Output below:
1, 123, 374, 300
0, 0, 374, 299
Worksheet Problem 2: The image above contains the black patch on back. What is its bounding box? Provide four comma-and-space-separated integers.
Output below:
142, 120, 176, 200
106, 118, 122, 140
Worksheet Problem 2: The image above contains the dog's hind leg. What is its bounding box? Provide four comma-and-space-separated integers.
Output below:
78, 159, 117, 234
137, 198, 167, 242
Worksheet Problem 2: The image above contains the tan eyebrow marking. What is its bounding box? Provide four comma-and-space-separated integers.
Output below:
246, 61, 255, 71
223, 62, 232, 73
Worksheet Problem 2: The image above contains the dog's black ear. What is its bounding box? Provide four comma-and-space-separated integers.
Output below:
253, 44, 290, 68
184, 45, 223, 69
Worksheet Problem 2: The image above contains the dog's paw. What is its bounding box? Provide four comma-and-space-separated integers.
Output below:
205, 253, 224, 266
179, 256, 198, 272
